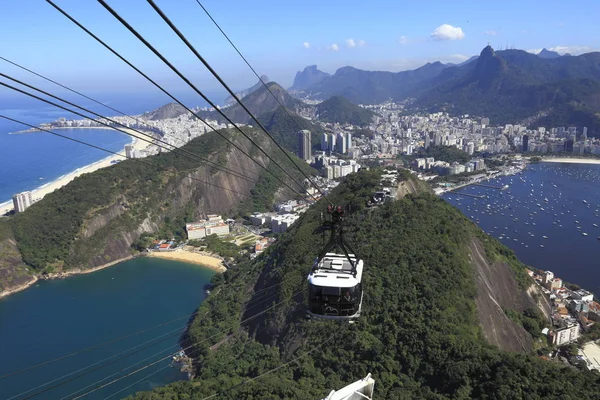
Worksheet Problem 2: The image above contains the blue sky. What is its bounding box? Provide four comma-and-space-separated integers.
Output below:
1, 0, 599, 107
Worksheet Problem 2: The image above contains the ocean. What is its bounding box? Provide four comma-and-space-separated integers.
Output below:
442, 162, 600, 294
0, 257, 214, 400
0, 91, 223, 205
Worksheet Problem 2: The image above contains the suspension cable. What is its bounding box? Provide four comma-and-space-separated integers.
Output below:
0, 72, 258, 184
146, 0, 327, 202
95, 0, 317, 203
45, 0, 314, 203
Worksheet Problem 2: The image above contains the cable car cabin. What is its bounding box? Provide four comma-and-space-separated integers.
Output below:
307, 253, 364, 320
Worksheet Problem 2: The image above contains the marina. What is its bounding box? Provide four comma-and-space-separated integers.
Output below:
442, 162, 600, 294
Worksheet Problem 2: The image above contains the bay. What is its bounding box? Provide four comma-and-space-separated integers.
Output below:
0, 257, 214, 400
442, 162, 600, 294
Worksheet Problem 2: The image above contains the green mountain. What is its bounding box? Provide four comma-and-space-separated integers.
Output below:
413, 46, 600, 133
142, 102, 188, 120
224, 75, 271, 106
258, 106, 322, 154
315, 95, 375, 126
130, 171, 600, 399
294, 62, 449, 104
6, 128, 315, 275
201, 82, 304, 125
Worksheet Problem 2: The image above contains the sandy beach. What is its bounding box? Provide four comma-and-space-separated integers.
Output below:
541, 158, 600, 165
148, 250, 226, 272
0, 127, 153, 215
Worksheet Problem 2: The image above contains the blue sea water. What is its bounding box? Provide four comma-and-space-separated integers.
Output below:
0, 91, 223, 205
0, 257, 214, 400
442, 162, 600, 294
0, 109, 131, 204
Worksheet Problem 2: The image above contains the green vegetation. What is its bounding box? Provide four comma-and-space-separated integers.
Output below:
10, 126, 314, 273
198, 234, 240, 260
415, 48, 600, 133
131, 170, 600, 400
314, 96, 375, 126
422, 145, 471, 164
530, 156, 542, 163
504, 307, 547, 339
258, 106, 321, 154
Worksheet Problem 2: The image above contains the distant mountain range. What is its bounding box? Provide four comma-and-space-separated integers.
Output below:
290, 46, 600, 133
200, 81, 375, 129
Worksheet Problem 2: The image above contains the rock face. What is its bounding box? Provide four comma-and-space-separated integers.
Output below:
469, 239, 537, 352
69, 136, 271, 270
289, 65, 331, 91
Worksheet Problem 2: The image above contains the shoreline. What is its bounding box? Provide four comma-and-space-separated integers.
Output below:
1, 127, 154, 215
541, 157, 600, 165
0, 251, 223, 300
0, 255, 135, 300
147, 250, 226, 272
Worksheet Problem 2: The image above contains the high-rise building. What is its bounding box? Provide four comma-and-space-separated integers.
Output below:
424, 133, 431, 149
329, 133, 337, 153
582, 127, 588, 141
297, 130, 312, 161
125, 144, 134, 159
12, 191, 33, 213
336, 132, 347, 154
522, 135, 529, 152
346, 132, 352, 150
320, 133, 329, 151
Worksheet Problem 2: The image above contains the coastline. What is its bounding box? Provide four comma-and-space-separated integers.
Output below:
0, 250, 223, 300
0, 255, 135, 299
541, 157, 600, 165
0, 275, 39, 299
147, 250, 226, 272
0, 127, 154, 215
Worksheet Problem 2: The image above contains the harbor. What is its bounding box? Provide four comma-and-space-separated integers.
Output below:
442, 162, 600, 295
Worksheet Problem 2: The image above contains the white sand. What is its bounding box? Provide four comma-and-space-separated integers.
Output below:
148, 250, 226, 272
1, 127, 153, 215
542, 158, 600, 165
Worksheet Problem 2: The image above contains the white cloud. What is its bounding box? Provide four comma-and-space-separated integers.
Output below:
431, 24, 465, 41
484, 30, 497, 36
398, 35, 410, 45
302, 42, 310, 49
345, 39, 366, 48
327, 43, 339, 52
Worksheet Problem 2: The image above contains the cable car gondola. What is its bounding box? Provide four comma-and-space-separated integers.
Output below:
307, 205, 364, 320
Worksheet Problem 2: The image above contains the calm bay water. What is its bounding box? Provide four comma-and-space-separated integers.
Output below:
0, 257, 214, 400
442, 162, 600, 294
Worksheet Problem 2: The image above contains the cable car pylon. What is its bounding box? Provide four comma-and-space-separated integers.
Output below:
307, 205, 364, 320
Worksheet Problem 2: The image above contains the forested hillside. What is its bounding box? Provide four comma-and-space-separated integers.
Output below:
9, 128, 315, 274
130, 170, 600, 399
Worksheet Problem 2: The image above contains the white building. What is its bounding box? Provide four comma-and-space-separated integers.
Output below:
573, 289, 594, 303
552, 323, 580, 346
271, 214, 299, 233
12, 191, 32, 213
186, 215, 229, 240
